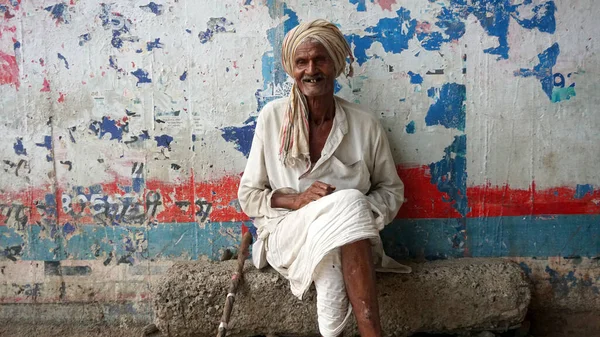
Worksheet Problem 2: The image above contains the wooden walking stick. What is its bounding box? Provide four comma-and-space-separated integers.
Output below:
217, 231, 253, 337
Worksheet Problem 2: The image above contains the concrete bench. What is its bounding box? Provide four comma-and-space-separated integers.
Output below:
151, 258, 530, 336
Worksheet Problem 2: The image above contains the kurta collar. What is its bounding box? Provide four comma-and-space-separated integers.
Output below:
309, 96, 348, 173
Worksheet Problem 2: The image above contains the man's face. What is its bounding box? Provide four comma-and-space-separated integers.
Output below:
293, 41, 336, 98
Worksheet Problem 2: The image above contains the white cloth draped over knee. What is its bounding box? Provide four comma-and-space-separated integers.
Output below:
267, 189, 380, 298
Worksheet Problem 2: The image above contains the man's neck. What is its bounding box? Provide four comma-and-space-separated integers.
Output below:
306, 95, 335, 126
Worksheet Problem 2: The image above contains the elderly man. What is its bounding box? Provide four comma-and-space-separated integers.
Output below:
238, 19, 409, 337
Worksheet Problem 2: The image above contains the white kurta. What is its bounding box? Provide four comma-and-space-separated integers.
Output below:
238, 94, 410, 273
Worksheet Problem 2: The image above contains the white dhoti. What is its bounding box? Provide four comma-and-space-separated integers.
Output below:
262, 189, 409, 337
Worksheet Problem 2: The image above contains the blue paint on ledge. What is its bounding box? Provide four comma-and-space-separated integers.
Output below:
180, 71, 187, 81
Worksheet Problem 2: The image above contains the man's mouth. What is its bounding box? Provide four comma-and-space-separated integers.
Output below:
302, 76, 324, 83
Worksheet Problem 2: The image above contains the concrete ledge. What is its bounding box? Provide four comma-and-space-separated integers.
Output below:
152, 258, 531, 336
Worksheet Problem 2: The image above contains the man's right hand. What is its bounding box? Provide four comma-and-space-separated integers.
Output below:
293, 181, 336, 209
271, 181, 336, 210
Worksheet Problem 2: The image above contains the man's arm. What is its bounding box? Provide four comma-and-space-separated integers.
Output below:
237, 114, 286, 219
366, 121, 405, 227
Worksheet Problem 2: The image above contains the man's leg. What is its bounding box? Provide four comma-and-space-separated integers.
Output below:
313, 248, 351, 337
341, 239, 382, 337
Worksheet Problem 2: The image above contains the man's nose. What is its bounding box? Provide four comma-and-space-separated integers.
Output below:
306, 60, 317, 75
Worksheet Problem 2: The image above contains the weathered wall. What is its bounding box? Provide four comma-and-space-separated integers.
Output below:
0, 0, 598, 331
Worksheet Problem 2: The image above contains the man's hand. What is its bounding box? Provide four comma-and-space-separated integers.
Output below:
293, 181, 336, 210
271, 181, 336, 210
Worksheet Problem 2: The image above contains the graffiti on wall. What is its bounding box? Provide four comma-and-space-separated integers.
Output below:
0, 0, 598, 270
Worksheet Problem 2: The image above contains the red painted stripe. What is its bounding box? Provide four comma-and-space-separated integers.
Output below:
0, 167, 598, 226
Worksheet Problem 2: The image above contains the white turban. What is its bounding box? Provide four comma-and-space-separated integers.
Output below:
278, 19, 354, 167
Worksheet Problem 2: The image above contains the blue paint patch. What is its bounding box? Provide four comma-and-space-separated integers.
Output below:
407, 71, 423, 84
346, 8, 417, 65
44, 3, 70, 24
519, 262, 532, 276
100, 4, 136, 50
13, 138, 27, 156
146, 38, 163, 51
435, 6, 466, 41
514, 43, 559, 100
2, 215, 600, 262
78, 33, 91, 46
199, 17, 235, 44
417, 31, 444, 50
255, 3, 298, 111
57, 53, 69, 69
89, 117, 127, 141
349, 0, 367, 11
574, 184, 593, 199
138, 130, 150, 141
220, 117, 256, 158
334, 80, 342, 93
545, 266, 579, 297
462, 0, 512, 59
381, 215, 600, 260
513, 1, 556, 33
429, 135, 469, 216
63, 222, 76, 235
180, 71, 187, 81
186, 29, 192, 34
35, 136, 52, 150
244, 0, 252, 4
131, 68, 152, 85
423, 0, 557, 59
154, 135, 174, 148
405, 121, 415, 134
139, 2, 163, 15
43, 194, 58, 217
13, 40, 20, 49
425, 83, 466, 131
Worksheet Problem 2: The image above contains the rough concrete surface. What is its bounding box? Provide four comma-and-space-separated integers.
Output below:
0, 323, 147, 337
152, 258, 531, 336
